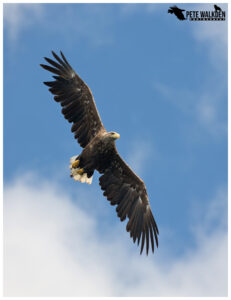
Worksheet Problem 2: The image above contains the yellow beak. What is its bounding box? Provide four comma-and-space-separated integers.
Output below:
114, 133, 120, 139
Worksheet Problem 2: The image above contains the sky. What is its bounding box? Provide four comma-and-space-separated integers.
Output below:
3, 3, 228, 297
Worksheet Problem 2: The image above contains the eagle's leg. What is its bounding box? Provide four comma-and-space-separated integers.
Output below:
69, 155, 93, 184
72, 160, 80, 168
77, 168, 84, 175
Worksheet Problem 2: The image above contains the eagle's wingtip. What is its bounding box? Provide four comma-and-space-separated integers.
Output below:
51, 50, 57, 58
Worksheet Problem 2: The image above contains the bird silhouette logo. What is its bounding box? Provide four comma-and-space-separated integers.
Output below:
214, 4, 222, 12
168, 5, 186, 20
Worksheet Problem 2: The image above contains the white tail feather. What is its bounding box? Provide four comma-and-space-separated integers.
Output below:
69, 156, 93, 185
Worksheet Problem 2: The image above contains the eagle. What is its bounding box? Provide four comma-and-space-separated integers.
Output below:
40, 51, 159, 255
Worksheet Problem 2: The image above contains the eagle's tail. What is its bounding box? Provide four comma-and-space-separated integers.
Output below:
69, 156, 93, 184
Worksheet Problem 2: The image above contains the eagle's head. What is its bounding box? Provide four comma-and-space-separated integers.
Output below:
103, 131, 120, 143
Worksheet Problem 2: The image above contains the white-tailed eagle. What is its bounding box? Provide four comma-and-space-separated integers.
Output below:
41, 51, 159, 255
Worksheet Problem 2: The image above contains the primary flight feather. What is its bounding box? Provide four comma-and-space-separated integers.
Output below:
41, 51, 159, 255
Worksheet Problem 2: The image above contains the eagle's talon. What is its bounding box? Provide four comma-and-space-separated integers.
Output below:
77, 168, 84, 175
72, 159, 80, 168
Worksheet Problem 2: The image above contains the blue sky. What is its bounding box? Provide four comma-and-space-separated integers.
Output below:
3, 3, 228, 296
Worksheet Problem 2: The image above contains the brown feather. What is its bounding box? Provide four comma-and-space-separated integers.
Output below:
41, 51, 105, 148
98, 146, 159, 255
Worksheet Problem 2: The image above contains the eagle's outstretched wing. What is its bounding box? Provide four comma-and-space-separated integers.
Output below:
98, 146, 159, 255
41, 51, 105, 148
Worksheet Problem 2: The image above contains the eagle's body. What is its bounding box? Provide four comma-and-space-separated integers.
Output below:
41, 51, 159, 255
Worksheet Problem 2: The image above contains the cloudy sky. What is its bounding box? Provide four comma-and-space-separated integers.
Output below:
3, 3, 228, 297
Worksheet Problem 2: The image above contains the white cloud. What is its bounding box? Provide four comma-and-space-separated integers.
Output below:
125, 140, 157, 176
4, 3, 114, 47
4, 4, 44, 43
153, 81, 227, 139
190, 185, 227, 238
119, 3, 160, 16
194, 23, 227, 135
4, 173, 227, 296
53, 5, 115, 47
192, 4, 227, 70
119, 3, 141, 16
